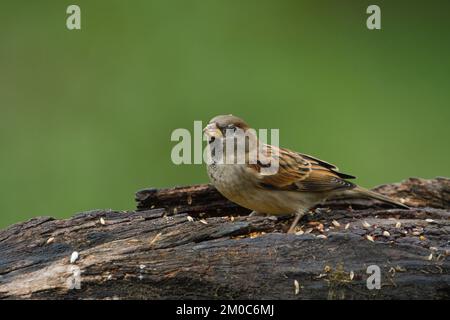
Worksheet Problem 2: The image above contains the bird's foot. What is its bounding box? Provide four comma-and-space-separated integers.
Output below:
249, 211, 280, 221
287, 211, 307, 234
249, 211, 266, 217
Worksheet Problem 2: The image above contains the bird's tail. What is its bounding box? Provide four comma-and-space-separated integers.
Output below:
350, 186, 409, 209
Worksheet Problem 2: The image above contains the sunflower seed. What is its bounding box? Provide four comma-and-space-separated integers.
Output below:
366, 235, 375, 242
383, 231, 390, 237
332, 220, 340, 227
295, 230, 304, 236
395, 222, 401, 228
349, 271, 354, 280
187, 216, 194, 222
70, 251, 79, 264
294, 280, 300, 295
427, 253, 433, 261
316, 235, 327, 239
100, 217, 105, 225
46, 237, 55, 244
199, 219, 208, 225
345, 223, 350, 230
363, 221, 371, 228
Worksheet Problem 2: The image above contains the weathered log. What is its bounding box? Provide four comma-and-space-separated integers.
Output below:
0, 177, 449, 299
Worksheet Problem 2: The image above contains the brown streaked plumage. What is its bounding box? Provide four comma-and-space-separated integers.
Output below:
204, 114, 409, 233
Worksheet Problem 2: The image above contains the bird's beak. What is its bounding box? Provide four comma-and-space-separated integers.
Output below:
203, 123, 222, 139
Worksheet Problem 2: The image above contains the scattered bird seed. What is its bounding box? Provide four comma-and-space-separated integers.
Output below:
363, 221, 371, 228
349, 271, 354, 280
46, 237, 55, 244
230, 216, 235, 222
249, 232, 264, 239
395, 265, 406, 272
150, 232, 162, 246
304, 228, 313, 234
427, 253, 433, 261
324, 265, 331, 273
187, 216, 194, 222
383, 231, 391, 237
429, 246, 437, 251
139, 264, 146, 270
295, 230, 304, 236
294, 280, 300, 295
345, 223, 350, 230
316, 235, 327, 239
332, 220, 340, 227
199, 219, 208, 225
425, 219, 435, 223
395, 222, 401, 228
100, 217, 105, 225
366, 235, 375, 242
70, 251, 79, 264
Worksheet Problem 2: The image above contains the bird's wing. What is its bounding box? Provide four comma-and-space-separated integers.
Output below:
248, 145, 356, 192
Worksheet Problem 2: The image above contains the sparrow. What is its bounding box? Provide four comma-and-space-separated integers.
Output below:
203, 114, 408, 233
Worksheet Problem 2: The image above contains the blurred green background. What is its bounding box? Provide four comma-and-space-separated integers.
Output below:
0, 0, 449, 229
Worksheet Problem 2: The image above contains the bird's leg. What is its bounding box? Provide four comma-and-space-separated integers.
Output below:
287, 210, 307, 234
249, 211, 266, 217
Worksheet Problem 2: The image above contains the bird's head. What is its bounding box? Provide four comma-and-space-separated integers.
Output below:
204, 114, 258, 162
203, 114, 250, 142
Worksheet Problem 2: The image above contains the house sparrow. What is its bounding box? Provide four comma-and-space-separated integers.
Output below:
204, 114, 408, 233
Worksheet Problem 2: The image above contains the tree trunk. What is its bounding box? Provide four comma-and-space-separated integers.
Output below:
0, 177, 449, 299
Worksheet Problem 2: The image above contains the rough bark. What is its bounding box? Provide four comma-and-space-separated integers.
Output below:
0, 177, 449, 299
